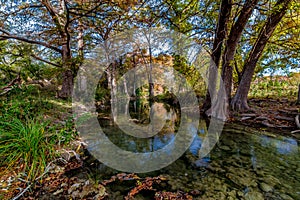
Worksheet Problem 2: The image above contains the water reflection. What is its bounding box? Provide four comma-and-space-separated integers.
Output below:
94, 100, 299, 199
100, 101, 181, 153
260, 135, 298, 154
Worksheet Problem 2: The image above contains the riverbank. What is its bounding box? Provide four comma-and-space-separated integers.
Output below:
230, 97, 300, 139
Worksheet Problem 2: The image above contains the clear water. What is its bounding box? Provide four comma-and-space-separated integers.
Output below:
86, 100, 299, 200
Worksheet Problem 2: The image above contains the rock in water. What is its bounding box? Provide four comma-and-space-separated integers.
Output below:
259, 182, 273, 192
245, 191, 264, 200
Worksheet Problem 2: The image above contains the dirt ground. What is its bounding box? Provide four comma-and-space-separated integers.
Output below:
230, 97, 300, 138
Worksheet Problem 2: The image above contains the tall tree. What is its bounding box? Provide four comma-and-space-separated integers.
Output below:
0, 0, 77, 97
0, 0, 140, 98
202, 0, 232, 111
220, 0, 259, 102
231, 0, 293, 111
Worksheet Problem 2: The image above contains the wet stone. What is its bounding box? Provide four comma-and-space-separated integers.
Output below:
245, 191, 264, 200
225, 167, 257, 187
280, 193, 294, 200
219, 145, 231, 151
263, 175, 281, 187
259, 182, 273, 192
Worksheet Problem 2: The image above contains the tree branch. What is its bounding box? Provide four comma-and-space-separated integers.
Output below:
0, 34, 62, 53
31, 54, 62, 68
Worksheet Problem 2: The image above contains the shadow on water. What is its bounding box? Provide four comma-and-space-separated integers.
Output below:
85, 99, 299, 200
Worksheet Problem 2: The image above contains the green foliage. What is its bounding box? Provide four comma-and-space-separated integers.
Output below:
249, 75, 300, 99
49, 116, 78, 146
0, 85, 55, 121
173, 54, 206, 96
0, 118, 55, 180
95, 87, 110, 103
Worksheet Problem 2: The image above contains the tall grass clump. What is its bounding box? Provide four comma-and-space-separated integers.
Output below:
0, 117, 55, 180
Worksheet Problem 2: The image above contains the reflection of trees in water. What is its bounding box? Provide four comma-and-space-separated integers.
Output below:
101, 100, 181, 153
128, 100, 180, 133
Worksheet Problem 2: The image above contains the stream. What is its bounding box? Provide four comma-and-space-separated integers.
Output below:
82, 100, 300, 200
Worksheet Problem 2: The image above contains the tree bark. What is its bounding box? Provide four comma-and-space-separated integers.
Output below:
231, 0, 292, 111
221, 0, 259, 101
107, 63, 117, 101
58, 39, 73, 98
77, 20, 84, 62
58, 69, 73, 99
207, 0, 259, 118
202, 0, 232, 112
76, 19, 86, 97
148, 47, 154, 99
297, 84, 300, 105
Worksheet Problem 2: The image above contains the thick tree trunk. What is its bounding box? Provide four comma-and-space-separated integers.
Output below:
202, 0, 232, 112
231, 0, 292, 111
58, 69, 73, 98
221, 0, 259, 101
207, 0, 258, 117
58, 41, 73, 98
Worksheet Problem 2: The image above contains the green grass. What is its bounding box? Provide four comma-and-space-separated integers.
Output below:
0, 84, 77, 180
0, 118, 55, 180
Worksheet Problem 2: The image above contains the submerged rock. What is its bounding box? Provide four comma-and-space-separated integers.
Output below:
263, 175, 281, 187
225, 167, 257, 187
259, 182, 273, 192
219, 145, 231, 151
245, 191, 264, 200
193, 159, 210, 168
280, 193, 294, 200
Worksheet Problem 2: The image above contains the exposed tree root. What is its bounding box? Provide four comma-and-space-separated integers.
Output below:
231, 97, 250, 112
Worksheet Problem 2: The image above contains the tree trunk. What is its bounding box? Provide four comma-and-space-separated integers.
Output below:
202, 0, 232, 112
42, 0, 74, 99
231, 0, 292, 111
58, 40, 73, 98
107, 63, 117, 101
297, 84, 300, 105
58, 69, 73, 99
221, 0, 259, 101
75, 20, 86, 96
77, 20, 84, 62
148, 47, 154, 99
207, 0, 258, 117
